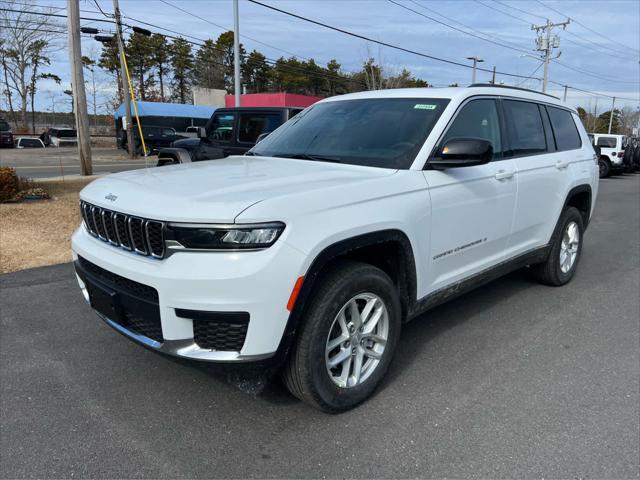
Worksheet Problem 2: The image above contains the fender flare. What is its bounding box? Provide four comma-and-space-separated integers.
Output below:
562, 184, 592, 229
270, 229, 417, 367
156, 147, 193, 166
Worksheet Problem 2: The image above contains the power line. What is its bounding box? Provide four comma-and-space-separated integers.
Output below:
246, 0, 543, 81
515, 62, 543, 87
158, 0, 309, 61
534, 0, 640, 55
388, 0, 534, 56
493, 0, 546, 21
552, 58, 640, 85
473, 0, 631, 61
409, 0, 533, 52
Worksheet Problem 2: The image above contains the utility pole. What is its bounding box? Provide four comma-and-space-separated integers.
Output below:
608, 97, 616, 134
563, 85, 568, 102
67, 0, 92, 176
491, 66, 496, 84
531, 18, 570, 93
233, 0, 241, 107
466, 56, 483, 84
113, 0, 135, 158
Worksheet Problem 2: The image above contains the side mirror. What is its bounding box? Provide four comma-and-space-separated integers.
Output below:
197, 127, 207, 139
255, 132, 270, 144
430, 138, 493, 169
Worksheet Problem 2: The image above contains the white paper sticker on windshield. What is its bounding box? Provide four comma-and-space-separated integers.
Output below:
414, 104, 437, 110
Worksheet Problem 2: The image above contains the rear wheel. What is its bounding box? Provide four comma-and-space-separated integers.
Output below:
531, 207, 584, 286
282, 261, 401, 412
598, 157, 611, 178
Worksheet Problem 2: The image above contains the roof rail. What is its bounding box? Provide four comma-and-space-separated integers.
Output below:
468, 83, 560, 100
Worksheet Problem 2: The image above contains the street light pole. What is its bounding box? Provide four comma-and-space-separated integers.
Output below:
112, 0, 135, 158
608, 97, 616, 134
466, 56, 483, 84
233, 0, 241, 107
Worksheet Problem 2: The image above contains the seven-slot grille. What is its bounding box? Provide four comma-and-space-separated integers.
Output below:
80, 200, 165, 258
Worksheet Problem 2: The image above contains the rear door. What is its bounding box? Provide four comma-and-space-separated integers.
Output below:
424, 97, 517, 290
505, 101, 573, 255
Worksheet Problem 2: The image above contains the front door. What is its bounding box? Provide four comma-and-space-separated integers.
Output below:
423, 97, 517, 291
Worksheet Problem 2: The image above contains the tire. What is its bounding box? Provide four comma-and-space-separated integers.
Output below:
531, 206, 584, 286
598, 157, 611, 178
282, 261, 401, 412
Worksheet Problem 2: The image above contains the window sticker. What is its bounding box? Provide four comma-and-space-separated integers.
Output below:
414, 104, 437, 110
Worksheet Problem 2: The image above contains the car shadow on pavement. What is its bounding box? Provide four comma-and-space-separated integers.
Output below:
370, 268, 539, 397
182, 267, 542, 409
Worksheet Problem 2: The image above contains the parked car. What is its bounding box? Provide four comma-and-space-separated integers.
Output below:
15, 137, 45, 148
590, 133, 627, 177
0, 118, 14, 148
72, 85, 598, 412
40, 128, 78, 147
119, 125, 187, 155
156, 107, 302, 166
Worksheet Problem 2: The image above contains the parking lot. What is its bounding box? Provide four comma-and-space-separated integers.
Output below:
0, 174, 638, 478
0, 146, 150, 179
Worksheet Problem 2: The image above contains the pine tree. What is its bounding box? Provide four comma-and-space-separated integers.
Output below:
149, 33, 170, 101
193, 39, 224, 90
169, 37, 194, 103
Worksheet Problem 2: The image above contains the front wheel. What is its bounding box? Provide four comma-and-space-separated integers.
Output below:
531, 206, 584, 286
282, 261, 401, 412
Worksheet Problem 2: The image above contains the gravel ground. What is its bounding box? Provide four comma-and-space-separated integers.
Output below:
1, 174, 638, 479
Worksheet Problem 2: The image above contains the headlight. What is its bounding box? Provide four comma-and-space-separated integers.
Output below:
166, 222, 285, 250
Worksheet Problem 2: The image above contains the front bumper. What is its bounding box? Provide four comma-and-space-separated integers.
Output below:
72, 226, 307, 362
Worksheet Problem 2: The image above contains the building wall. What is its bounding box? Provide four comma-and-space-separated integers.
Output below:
224, 93, 322, 108
193, 87, 227, 108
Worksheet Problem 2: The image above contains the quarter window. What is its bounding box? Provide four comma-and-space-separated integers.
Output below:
503, 100, 547, 156
547, 107, 581, 151
238, 113, 281, 144
440, 98, 502, 158
596, 136, 616, 148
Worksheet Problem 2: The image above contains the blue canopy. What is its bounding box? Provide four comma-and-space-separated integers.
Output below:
114, 101, 215, 119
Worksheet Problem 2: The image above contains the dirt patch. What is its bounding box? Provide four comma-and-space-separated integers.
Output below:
0, 176, 97, 273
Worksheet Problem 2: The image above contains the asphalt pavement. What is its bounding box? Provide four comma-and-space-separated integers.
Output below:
0, 146, 150, 178
1, 175, 638, 478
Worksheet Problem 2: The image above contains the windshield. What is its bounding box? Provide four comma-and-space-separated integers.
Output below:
0, 121, 10, 131
251, 98, 449, 169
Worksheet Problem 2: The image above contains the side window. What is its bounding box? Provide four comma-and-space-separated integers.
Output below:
596, 136, 616, 148
208, 113, 235, 143
503, 100, 547, 156
547, 106, 581, 151
237, 113, 281, 144
440, 98, 502, 158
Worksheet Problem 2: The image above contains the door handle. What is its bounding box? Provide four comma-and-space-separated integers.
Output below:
495, 170, 515, 180
555, 160, 570, 170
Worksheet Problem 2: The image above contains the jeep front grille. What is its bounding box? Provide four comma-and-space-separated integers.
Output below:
80, 201, 165, 258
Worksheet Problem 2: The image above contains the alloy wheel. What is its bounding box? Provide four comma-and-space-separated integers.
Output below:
560, 221, 580, 273
325, 293, 389, 388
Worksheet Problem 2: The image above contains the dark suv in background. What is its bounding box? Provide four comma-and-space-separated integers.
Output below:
157, 107, 302, 166
0, 118, 14, 148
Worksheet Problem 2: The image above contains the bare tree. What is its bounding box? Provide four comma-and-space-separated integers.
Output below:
0, 0, 63, 130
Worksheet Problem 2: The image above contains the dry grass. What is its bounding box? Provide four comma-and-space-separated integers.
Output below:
0, 176, 97, 273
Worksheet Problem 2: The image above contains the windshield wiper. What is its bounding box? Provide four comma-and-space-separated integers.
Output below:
272, 153, 342, 163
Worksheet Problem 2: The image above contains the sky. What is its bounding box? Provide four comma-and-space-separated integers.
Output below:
6, 0, 640, 114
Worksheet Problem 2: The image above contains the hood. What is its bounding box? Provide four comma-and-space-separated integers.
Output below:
80, 156, 397, 223
171, 137, 200, 150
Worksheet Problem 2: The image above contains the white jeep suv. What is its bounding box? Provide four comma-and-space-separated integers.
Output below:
72, 85, 598, 412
